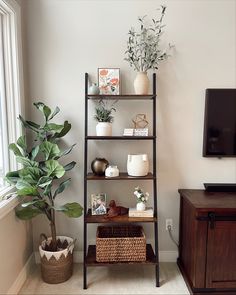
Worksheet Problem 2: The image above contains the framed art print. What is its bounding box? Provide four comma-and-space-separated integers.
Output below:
91, 193, 107, 215
98, 68, 120, 95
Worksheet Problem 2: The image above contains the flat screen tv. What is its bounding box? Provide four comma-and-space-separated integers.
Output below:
203, 88, 236, 157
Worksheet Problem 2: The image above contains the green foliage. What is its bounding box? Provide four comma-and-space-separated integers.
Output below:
124, 5, 174, 72
94, 99, 117, 123
5, 102, 83, 231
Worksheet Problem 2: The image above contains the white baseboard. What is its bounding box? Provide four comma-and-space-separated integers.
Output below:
7, 253, 35, 295
35, 250, 178, 264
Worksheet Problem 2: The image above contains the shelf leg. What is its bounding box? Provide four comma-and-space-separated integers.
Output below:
155, 264, 160, 287
83, 264, 87, 289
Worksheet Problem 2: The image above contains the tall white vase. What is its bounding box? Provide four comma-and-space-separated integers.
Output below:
134, 72, 149, 95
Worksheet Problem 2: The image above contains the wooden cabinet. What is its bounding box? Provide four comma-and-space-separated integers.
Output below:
178, 189, 236, 295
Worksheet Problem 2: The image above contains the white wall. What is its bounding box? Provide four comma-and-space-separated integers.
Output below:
22, 0, 236, 253
0, 211, 33, 294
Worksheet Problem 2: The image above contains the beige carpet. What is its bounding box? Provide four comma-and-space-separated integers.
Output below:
20, 263, 189, 294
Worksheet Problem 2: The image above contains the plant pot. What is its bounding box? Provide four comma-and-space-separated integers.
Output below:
133, 72, 149, 95
96, 122, 112, 136
136, 202, 146, 211
127, 154, 149, 176
39, 236, 75, 284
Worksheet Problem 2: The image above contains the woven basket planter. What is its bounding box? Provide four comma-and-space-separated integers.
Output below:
39, 236, 75, 284
96, 225, 146, 262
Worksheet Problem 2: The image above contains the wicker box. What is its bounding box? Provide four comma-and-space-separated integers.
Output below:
96, 225, 146, 262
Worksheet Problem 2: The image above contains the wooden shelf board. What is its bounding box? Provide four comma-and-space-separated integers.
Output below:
87, 94, 155, 100
85, 209, 157, 223
86, 172, 155, 180
85, 244, 157, 266
86, 136, 155, 140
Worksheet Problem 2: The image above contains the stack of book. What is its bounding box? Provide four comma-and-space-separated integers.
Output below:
128, 207, 154, 217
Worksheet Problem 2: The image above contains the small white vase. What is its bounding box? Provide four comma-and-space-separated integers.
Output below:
96, 122, 112, 136
134, 72, 149, 95
136, 202, 146, 211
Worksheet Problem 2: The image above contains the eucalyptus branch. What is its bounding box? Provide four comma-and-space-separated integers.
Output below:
124, 5, 174, 72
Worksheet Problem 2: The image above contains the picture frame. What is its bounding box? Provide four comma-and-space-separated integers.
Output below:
98, 68, 120, 95
91, 193, 107, 215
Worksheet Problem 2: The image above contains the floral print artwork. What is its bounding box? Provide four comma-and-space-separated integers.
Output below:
98, 68, 120, 95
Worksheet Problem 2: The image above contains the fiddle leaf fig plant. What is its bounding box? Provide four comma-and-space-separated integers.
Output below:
5, 102, 83, 251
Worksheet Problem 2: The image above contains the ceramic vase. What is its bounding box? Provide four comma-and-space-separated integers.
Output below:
136, 202, 146, 211
96, 122, 112, 136
127, 154, 149, 176
88, 83, 100, 95
133, 72, 149, 95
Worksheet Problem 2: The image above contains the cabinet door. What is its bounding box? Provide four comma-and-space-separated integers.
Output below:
206, 220, 236, 288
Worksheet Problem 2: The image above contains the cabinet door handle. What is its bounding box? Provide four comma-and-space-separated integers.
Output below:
209, 212, 215, 229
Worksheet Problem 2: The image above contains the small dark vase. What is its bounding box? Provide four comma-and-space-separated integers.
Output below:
91, 158, 109, 176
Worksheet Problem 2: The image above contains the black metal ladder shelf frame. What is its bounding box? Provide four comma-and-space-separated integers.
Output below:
83, 72, 159, 289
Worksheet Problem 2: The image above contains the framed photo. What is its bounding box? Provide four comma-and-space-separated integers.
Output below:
91, 193, 107, 215
98, 68, 120, 95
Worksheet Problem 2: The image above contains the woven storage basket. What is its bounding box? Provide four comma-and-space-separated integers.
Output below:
96, 225, 146, 262
39, 236, 74, 284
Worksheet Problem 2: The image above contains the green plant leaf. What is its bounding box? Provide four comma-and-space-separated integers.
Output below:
40, 142, 60, 160
45, 160, 65, 178
19, 167, 41, 184
37, 176, 53, 188
54, 121, 71, 139
31, 145, 40, 160
16, 206, 42, 220
53, 178, 71, 199
5, 171, 20, 184
16, 156, 39, 167
57, 202, 83, 218
63, 161, 76, 171
43, 183, 52, 196
48, 106, 60, 120
45, 123, 64, 133
21, 200, 45, 208
9, 143, 23, 157
16, 179, 39, 196
58, 144, 76, 158
18, 115, 40, 133
33, 102, 51, 121
17, 135, 27, 153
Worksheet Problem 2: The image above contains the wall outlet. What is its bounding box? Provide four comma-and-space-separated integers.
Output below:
166, 219, 173, 230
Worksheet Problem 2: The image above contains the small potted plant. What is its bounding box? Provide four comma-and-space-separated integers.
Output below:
134, 186, 149, 211
94, 99, 117, 136
5, 102, 83, 284
124, 5, 174, 94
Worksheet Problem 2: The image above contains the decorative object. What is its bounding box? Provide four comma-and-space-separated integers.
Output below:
107, 200, 129, 217
88, 83, 100, 95
96, 225, 146, 262
134, 72, 150, 94
91, 157, 109, 176
129, 207, 153, 217
5, 102, 83, 284
134, 186, 149, 211
124, 6, 174, 94
91, 193, 106, 215
123, 128, 134, 136
134, 128, 148, 136
98, 68, 120, 95
132, 114, 148, 129
94, 99, 117, 136
105, 165, 119, 177
127, 154, 149, 176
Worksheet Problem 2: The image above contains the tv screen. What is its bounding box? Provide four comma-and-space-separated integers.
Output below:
203, 89, 236, 157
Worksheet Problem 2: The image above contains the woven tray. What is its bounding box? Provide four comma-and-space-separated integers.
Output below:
96, 225, 146, 262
